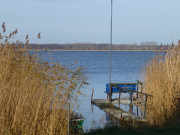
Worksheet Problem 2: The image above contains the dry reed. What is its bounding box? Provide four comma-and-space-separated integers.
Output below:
0, 23, 87, 134
143, 43, 180, 127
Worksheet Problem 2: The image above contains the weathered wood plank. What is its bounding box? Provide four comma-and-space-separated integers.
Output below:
91, 99, 135, 119
91, 98, 147, 123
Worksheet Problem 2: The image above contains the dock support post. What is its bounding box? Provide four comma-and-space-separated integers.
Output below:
91, 103, 94, 113
141, 83, 143, 93
136, 81, 139, 99
144, 95, 148, 118
130, 91, 133, 114
91, 89, 94, 103
137, 105, 139, 117
109, 83, 112, 102
130, 91, 133, 105
119, 89, 121, 107
91, 89, 94, 113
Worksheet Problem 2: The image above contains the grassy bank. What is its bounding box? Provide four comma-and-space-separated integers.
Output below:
0, 23, 86, 134
85, 121, 180, 135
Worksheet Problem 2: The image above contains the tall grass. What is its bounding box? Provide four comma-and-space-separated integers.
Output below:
0, 23, 87, 134
143, 44, 180, 127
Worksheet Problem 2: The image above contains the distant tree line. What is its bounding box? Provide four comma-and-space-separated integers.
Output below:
29, 43, 172, 51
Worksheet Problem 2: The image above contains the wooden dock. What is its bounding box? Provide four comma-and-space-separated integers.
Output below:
91, 99, 146, 122
92, 99, 142, 121
91, 81, 153, 122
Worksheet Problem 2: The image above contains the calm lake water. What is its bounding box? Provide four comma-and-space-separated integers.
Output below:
38, 51, 156, 131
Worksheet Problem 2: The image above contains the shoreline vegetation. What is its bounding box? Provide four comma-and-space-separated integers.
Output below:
0, 23, 87, 135
31, 49, 168, 52
1, 22, 180, 134
144, 45, 180, 127
29, 43, 172, 51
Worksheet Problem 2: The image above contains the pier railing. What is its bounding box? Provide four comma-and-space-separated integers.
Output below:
106, 81, 153, 116
112, 83, 152, 107
91, 81, 153, 122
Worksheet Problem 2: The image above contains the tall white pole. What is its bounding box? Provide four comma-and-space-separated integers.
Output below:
109, 0, 113, 102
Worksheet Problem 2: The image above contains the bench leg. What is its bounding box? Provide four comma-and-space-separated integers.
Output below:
109, 93, 112, 102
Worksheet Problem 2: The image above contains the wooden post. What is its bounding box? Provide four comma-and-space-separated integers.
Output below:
109, 83, 112, 102
130, 91, 133, 105
91, 89, 94, 104
137, 105, 139, 117
130, 91, 133, 114
91, 103, 94, 113
119, 89, 121, 103
119, 89, 121, 107
141, 83, 143, 93
137, 80, 143, 93
136, 81, 139, 99
91, 89, 94, 113
144, 95, 148, 118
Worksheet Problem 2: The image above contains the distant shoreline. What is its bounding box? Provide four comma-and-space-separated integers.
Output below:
29, 44, 169, 51
32, 50, 167, 52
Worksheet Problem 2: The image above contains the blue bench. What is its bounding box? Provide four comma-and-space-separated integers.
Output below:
105, 83, 137, 94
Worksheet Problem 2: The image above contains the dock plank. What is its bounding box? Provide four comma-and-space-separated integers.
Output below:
91, 99, 135, 119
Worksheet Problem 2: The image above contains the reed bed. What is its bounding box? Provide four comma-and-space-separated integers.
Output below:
143, 44, 180, 127
0, 23, 87, 135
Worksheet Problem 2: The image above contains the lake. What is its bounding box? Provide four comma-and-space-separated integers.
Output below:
38, 51, 156, 131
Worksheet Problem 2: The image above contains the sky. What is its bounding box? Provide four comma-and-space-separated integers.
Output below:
0, 0, 180, 44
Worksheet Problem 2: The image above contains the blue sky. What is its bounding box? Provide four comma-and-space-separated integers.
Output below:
1, 0, 180, 44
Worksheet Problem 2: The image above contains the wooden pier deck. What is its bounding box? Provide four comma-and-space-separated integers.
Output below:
91, 81, 153, 122
91, 99, 137, 120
